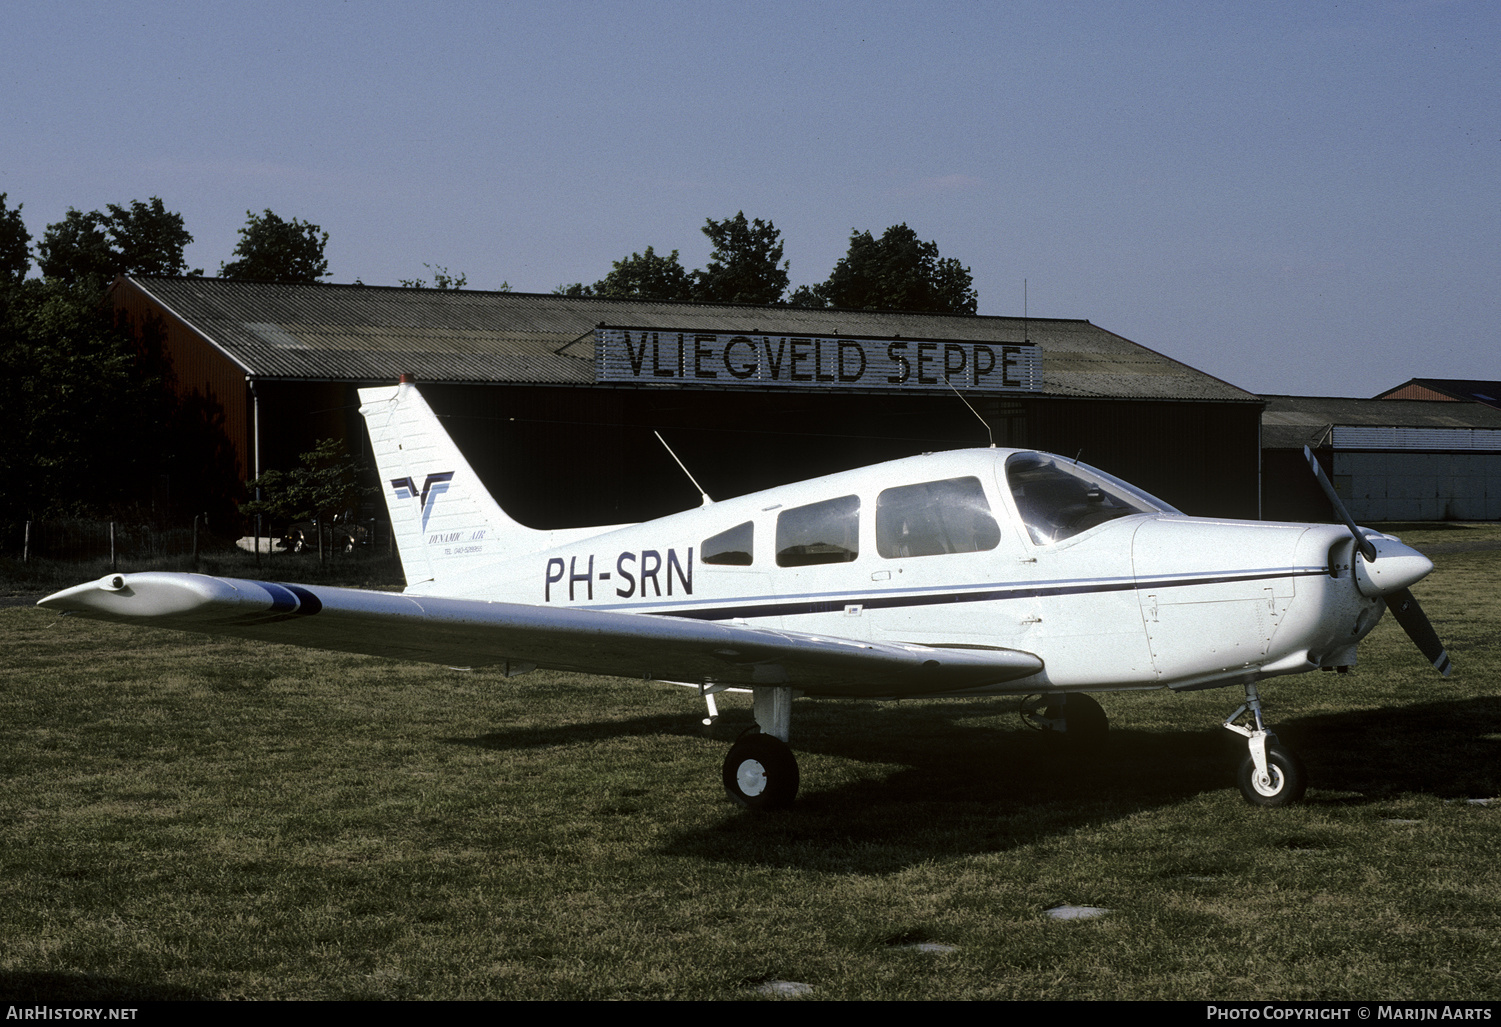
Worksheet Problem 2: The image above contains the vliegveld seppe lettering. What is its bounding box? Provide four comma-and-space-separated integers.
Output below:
596, 328, 1042, 393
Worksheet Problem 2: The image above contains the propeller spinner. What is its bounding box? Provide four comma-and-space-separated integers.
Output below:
1303, 446, 1452, 677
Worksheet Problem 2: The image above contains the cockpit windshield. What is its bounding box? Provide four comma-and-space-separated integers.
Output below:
1005, 453, 1176, 545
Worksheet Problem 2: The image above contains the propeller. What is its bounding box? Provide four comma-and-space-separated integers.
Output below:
1305, 446, 1377, 563
1387, 587, 1453, 677
1303, 446, 1451, 677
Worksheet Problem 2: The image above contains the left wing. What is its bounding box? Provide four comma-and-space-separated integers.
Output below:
38, 572, 1043, 698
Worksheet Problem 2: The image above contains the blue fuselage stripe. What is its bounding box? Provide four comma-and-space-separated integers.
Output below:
605, 566, 1330, 622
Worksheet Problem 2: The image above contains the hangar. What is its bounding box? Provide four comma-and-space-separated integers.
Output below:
109, 276, 1263, 527
1261, 394, 1501, 522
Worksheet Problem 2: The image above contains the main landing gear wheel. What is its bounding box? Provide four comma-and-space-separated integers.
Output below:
722, 731, 800, 810
1236, 742, 1307, 807
1027, 693, 1109, 751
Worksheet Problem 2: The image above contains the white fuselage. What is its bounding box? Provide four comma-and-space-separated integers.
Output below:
413, 448, 1384, 697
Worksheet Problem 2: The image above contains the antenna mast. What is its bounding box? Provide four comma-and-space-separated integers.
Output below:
943, 377, 995, 448
654, 431, 714, 506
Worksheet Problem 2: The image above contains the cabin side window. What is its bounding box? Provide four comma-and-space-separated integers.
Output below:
703, 521, 754, 566
1005, 453, 1156, 545
876, 476, 1001, 559
776, 495, 860, 567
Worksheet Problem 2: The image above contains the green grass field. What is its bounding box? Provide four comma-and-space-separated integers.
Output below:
2, 531, 1498, 1000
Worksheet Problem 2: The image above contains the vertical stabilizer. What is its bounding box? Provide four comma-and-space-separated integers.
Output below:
358, 379, 539, 589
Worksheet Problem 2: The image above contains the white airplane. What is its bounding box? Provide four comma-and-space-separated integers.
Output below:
39, 378, 1451, 810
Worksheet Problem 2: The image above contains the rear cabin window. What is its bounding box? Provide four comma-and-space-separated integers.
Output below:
876, 476, 1001, 559
703, 521, 754, 566
776, 495, 860, 567
1005, 453, 1157, 545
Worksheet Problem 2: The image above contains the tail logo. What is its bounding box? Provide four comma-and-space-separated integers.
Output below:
391, 472, 455, 530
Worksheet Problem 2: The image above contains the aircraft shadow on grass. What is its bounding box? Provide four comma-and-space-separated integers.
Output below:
449, 692, 1501, 865
1276, 694, 1501, 801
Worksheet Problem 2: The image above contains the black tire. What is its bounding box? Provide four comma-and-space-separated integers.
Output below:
1042, 692, 1109, 750
1236, 742, 1307, 807
722, 732, 799, 810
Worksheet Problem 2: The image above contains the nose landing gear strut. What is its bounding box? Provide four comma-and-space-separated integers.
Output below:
1224, 683, 1306, 806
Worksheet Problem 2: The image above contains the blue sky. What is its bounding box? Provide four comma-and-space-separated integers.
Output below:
4, 0, 1495, 397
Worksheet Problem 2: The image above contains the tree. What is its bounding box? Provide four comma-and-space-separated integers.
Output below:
0, 196, 237, 523
399, 264, 468, 290
35, 209, 113, 284
692, 212, 789, 305
36, 197, 200, 285
242, 438, 373, 558
0, 193, 31, 285
786, 283, 828, 309
555, 246, 693, 301
556, 211, 792, 305
220, 209, 329, 283
811, 224, 977, 314
595, 246, 695, 301
104, 198, 198, 277
0, 279, 178, 520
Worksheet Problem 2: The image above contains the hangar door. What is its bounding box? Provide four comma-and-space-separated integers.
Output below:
1335, 450, 1501, 521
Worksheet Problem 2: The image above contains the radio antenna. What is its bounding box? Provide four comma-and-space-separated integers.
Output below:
944, 376, 995, 448
655, 431, 714, 505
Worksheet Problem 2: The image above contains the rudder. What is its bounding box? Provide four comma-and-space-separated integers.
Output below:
358, 379, 540, 589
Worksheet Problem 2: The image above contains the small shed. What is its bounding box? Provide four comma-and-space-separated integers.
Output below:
1376, 378, 1501, 409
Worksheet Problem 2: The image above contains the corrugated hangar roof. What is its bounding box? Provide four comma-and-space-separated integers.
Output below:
1260, 394, 1501, 449
122, 276, 1256, 402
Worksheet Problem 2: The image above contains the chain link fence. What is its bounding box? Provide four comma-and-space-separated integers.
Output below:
0, 518, 404, 591
1, 519, 203, 565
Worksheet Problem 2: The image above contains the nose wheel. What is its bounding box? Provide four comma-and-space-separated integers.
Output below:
1225, 683, 1307, 806
1236, 741, 1306, 806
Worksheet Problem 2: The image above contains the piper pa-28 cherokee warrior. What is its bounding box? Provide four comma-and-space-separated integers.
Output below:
40, 378, 1452, 810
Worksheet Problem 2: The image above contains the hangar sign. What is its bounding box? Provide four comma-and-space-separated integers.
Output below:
595, 327, 1041, 393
